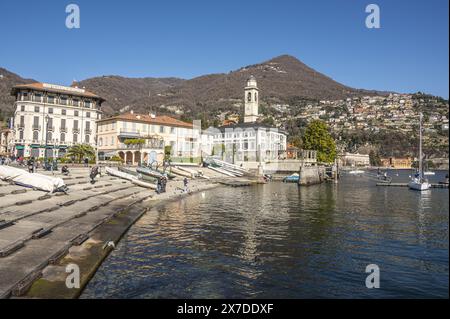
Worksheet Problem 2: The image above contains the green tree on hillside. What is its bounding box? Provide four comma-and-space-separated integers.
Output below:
302, 120, 336, 163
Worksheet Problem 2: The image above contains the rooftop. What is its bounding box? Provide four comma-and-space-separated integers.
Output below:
11, 82, 105, 101
98, 112, 194, 129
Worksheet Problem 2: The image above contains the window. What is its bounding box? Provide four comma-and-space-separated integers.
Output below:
85, 135, 90, 143
20, 105, 25, 112
61, 119, 66, 129
47, 132, 52, 141
60, 133, 65, 143
47, 96, 55, 104
85, 100, 91, 108
73, 120, 79, 129
73, 134, 78, 143
33, 116, 39, 129
33, 131, 39, 141
255, 92, 257, 102
73, 99, 79, 107
62, 109, 66, 115
170, 127, 175, 134
19, 130, 24, 140
160, 126, 165, 133
60, 96, 67, 105
48, 108, 53, 114
34, 106, 40, 113
86, 112, 90, 118
247, 92, 252, 102
111, 136, 114, 145
74, 110, 79, 117
99, 138, 103, 147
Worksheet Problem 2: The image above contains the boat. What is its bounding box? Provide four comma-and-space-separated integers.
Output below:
136, 166, 164, 179
283, 173, 299, 183
106, 167, 156, 189
0, 165, 66, 193
118, 166, 157, 182
208, 166, 237, 177
348, 170, 365, 175
408, 113, 431, 191
170, 166, 193, 178
423, 171, 435, 176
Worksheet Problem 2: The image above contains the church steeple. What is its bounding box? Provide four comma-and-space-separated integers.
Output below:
244, 75, 259, 123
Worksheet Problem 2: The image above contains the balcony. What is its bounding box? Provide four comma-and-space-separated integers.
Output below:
85, 129, 92, 135
60, 127, 67, 133
32, 125, 41, 131
46, 126, 55, 132
73, 128, 80, 134
16, 124, 25, 130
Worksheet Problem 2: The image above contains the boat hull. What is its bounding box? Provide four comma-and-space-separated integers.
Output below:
408, 181, 431, 191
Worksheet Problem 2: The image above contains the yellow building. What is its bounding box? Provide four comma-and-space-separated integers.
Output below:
97, 112, 201, 165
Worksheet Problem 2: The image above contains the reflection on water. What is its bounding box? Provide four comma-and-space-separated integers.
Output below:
82, 170, 449, 299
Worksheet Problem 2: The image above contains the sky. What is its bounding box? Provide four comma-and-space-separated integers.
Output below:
0, 0, 448, 98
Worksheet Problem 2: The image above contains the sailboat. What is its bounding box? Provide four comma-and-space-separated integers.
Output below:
408, 113, 431, 191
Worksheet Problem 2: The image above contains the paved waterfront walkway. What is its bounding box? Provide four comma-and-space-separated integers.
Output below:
0, 165, 234, 298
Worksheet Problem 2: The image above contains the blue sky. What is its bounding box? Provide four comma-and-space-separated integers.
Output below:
0, 0, 448, 98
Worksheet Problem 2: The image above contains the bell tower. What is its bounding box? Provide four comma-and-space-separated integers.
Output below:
244, 75, 259, 123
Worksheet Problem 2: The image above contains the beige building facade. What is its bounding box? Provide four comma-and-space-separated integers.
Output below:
97, 112, 202, 165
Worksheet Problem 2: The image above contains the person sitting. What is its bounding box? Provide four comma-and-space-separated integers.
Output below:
61, 165, 70, 176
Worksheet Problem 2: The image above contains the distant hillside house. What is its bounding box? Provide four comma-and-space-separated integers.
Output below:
212, 76, 288, 163
96, 111, 201, 165
339, 152, 370, 167
10, 83, 104, 159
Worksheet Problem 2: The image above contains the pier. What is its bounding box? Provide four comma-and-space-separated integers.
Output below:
376, 182, 448, 188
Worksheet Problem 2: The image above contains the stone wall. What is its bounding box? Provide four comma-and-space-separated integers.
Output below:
298, 165, 326, 186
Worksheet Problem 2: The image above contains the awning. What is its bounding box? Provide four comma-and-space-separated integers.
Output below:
15, 145, 25, 150
31, 144, 41, 149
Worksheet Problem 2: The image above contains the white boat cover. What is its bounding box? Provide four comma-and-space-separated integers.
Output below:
0, 165, 65, 193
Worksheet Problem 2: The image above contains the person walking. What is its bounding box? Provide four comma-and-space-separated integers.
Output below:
90, 166, 100, 184
84, 157, 89, 167
183, 177, 188, 193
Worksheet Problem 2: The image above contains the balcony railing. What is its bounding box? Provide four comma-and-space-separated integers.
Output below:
46, 126, 55, 132
32, 125, 41, 131
60, 127, 67, 133
85, 129, 92, 135
16, 124, 25, 130
73, 128, 80, 134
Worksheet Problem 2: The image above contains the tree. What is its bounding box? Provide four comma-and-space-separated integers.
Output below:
302, 120, 336, 163
164, 145, 172, 162
67, 144, 96, 163
289, 135, 303, 149
369, 150, 381, 166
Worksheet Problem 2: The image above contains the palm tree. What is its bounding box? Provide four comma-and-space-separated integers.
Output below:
67, 144, 96, 163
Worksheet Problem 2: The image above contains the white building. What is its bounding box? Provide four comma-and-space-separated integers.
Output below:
10, 82, 104, 158
212, 76, 288, 163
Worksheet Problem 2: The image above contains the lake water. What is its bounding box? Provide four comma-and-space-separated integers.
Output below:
81, 170, 449, 299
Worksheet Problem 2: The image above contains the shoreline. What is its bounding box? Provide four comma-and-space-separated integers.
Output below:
23, 180, 223, 299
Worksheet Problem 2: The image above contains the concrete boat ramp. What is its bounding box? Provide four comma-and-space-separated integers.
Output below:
0, 166, 232, 299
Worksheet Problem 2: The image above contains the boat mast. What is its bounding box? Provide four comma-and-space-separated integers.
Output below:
419, 112, 423, 180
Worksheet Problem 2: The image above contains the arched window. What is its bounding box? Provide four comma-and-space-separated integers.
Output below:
60, 133, 65, 143
33, 131, 39, 142
99, 137, 103, 147
73, 134, 78, 143
85, 135, 90, 144
247, 92, 252, 102
47, 132, 52, 141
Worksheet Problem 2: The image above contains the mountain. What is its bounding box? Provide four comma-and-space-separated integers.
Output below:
73, 76, 185, 115
0, 68, 35, 122
1, 55, 388, 123
75, 55, 388, 118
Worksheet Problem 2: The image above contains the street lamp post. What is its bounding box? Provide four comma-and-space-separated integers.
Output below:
44, 114, 49, 170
